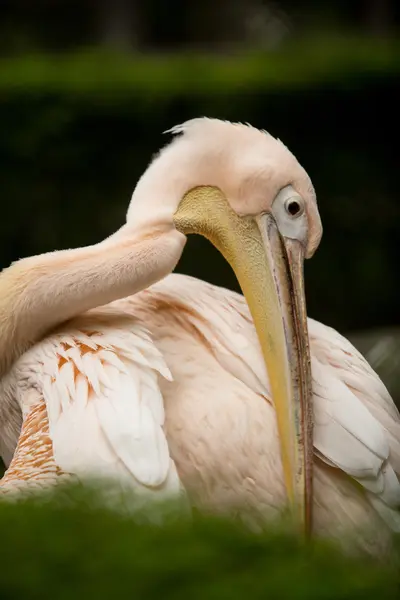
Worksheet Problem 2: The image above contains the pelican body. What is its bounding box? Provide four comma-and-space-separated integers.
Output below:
0, 118, 399, 557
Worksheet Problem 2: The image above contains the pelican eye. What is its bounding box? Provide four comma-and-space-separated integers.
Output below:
285, 198, 304, 218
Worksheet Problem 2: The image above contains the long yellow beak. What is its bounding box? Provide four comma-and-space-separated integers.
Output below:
173, 186, 313, 535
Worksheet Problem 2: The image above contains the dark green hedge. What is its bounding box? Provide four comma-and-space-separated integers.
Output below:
0, 483, 399, 600
0, 43, 399, 333
0, 37, 398, 93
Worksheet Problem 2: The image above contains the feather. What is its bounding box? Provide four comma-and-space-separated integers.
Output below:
11, 321, 185, 502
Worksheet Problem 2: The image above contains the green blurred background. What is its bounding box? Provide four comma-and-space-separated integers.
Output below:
0, 0, 399, 406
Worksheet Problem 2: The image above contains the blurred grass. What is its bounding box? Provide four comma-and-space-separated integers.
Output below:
0, 481, 399, 600
0, 35, 399, 95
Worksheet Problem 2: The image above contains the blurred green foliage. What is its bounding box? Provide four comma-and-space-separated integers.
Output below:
0, 482, 399, 600
0, 36, 398, 92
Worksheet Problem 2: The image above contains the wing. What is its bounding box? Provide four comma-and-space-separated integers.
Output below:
7, 308, 186, 506
148, 275, 400, 530
308, 318, 400, 530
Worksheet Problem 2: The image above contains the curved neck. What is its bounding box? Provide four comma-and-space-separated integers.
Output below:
0, 224, 185, 378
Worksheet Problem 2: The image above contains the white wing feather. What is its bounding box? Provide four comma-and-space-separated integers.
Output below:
13, 314, 185, 503
307, 318, 400, 530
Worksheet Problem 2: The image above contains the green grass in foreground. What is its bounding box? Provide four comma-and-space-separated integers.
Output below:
0, 482, 399, 600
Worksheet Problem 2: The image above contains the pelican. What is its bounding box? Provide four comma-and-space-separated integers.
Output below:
0, 118, 399, 556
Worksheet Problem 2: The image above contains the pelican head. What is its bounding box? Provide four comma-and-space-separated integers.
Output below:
127, 118, 323, 534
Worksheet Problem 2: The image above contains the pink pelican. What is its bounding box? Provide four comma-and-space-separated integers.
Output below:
0, 118, 399, 556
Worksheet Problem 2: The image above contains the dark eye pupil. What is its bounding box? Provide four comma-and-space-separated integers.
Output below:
287, 201, 300, 216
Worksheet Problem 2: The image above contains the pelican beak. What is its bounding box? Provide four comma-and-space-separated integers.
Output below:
173, 186, 313, 535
